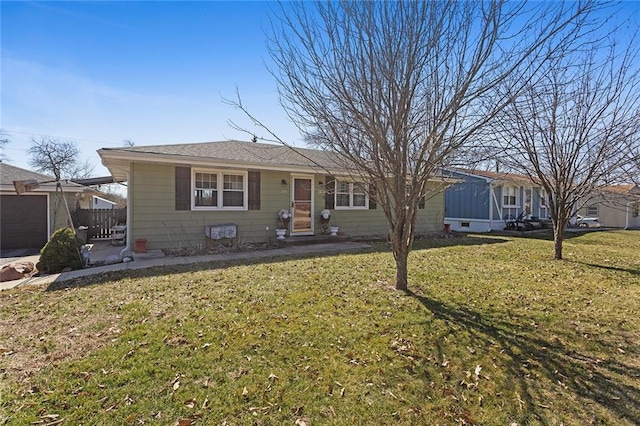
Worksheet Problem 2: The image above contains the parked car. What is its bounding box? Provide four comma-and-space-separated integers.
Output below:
576, 215, 601, 228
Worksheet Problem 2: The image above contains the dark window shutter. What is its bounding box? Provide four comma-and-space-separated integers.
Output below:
369, 181, 377, 210
418, 196, 425, 210
175, 166, 191, 210
325, 175, 335, 209
248, 171, 260, 210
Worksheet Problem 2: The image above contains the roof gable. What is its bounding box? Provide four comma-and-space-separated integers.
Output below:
600, 184, 640, 195
0, 162, 87, 193
0, 162, 55, 185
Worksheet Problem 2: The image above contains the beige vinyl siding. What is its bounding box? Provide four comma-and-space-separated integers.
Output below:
50, 192, 86, 234
129, 163, 291, 250
577, 193, 632, 228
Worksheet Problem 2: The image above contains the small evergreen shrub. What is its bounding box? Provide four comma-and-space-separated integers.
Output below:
37, 227, 84, 274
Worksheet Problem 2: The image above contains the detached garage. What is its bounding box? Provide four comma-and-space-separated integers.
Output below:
0, 162, 90, 253
0, 194, 48, 250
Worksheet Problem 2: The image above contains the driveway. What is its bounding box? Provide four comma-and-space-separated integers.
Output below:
0, 248, 41, 267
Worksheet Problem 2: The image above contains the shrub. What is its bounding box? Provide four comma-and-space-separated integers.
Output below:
37, 227, 84, 274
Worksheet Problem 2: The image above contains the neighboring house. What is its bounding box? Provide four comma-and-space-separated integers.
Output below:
91, 195, 116, 210
0, 162, 91, 251
576, 184, 640, 229
97, 140, 447, 251
443, 169, 549, 232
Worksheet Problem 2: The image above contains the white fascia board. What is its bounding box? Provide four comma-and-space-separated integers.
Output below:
491, 179, 534, 188
441, 168, 494, 183
0, 183, 87, 194
92, 195, 116, 204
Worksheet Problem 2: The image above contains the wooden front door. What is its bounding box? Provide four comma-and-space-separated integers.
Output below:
291, 176, 313, 235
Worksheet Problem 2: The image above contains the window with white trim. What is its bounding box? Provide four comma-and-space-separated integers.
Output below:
335, 180, 368, 209
193, 170, 247, 210
503, 186, 518, 207
539, 190, 548, 208
586, 205, 598, 217
538, 189, 549, 218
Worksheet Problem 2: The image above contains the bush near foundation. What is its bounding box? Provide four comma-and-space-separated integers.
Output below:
36, 227, 83, 274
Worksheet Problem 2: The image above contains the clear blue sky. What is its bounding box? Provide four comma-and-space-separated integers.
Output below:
2, 1, 301, 177
2, 1, 639, 179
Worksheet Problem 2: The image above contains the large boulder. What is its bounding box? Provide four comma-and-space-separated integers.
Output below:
103, 254, 122, 265
0, 261, 35, 282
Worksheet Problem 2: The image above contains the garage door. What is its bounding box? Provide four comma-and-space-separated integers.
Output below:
0, 195, 48, 251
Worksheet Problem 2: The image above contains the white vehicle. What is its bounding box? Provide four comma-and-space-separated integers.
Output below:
576, 215, 601, 228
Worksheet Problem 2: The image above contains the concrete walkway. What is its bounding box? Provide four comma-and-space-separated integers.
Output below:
0, 242, 372, 291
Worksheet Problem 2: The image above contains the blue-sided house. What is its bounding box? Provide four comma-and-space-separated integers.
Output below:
443, 169, 550, 232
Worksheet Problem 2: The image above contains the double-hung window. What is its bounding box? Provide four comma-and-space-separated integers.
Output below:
503, 186, 518, 207
222, 174, 244, 207
539, 189, 549, 218
586, 205, 599, 217
193, 169, 247, 210
335, 180, 368, 209
539, 190, 548, 208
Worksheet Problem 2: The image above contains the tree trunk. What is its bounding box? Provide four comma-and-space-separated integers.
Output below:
394, 250, 409, 291
553, 228, 563, 260
552, 214, 566, 260
391, 229, 410, 290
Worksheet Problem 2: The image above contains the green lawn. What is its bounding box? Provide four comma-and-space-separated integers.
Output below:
1, 230, 639, 425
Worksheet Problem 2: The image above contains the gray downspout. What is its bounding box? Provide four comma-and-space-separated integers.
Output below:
488, 182, 493, 232
625, 202, 630, 230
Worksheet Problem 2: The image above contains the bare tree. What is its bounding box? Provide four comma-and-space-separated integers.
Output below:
0, 129, 9, 161
494, 41, 640, 259
29, 137, 95, 181
0, 129, 9, 145
231, 1, 604, 289
625, 138, 640, 187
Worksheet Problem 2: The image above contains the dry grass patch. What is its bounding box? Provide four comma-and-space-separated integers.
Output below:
1, 230, 639, 425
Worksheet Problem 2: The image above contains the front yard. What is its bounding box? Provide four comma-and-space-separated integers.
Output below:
1, 231, 639, 425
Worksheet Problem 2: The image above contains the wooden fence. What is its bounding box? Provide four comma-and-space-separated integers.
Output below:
73, 208, 127, 240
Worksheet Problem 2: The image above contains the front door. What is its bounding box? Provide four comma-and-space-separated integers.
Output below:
291, 176, 314, 235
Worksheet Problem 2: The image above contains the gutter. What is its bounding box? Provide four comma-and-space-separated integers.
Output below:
488, 182, 493, 231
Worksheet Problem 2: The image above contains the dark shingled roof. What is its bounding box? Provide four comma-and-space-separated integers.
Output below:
600, 184, 639, 195
450, 167, 534, 185
0, 162, 55, 186
0, 162, 87, 192
102, 140, 346, 171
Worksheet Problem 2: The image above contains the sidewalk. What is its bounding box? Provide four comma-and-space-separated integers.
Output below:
0, 241, 372, 291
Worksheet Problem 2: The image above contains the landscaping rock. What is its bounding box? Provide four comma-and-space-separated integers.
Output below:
0, 261, 35, 282
104, 255, 122, 265
119, 248, 134, 259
